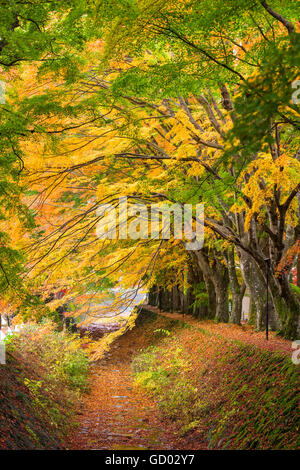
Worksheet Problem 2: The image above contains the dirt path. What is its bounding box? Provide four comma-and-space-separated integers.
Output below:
66, 327, 200, 450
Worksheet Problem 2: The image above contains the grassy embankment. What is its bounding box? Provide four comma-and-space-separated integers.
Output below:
0, 321, 89, 449
131, 309, 299, 450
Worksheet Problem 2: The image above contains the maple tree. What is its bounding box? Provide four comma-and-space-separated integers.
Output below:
0, 0, 98, 308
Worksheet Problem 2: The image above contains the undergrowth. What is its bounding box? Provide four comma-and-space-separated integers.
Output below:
131, 314, 299, 449
0, 321, 89, 449
8, 321, 89, 393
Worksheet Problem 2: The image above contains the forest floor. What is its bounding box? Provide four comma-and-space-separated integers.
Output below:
148, 306, 293, 356
65, 313, 203, 450
65, 307, 296, 450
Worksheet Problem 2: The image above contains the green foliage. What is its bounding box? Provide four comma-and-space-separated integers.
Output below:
0, 1, 95, 68
290, 283, 300, 298
132, 344, 199, 428
191, 282, 209, 309
227, 36, 300, 165
11, 322, 89, 393
153, 328, 171, 337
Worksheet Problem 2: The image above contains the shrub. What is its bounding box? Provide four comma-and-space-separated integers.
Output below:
132, 344, 198, 427
6, 320, 89, 440
10, 321, 89, 393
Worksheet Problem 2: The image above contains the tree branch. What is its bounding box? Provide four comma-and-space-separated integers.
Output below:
260, 1, 295, 35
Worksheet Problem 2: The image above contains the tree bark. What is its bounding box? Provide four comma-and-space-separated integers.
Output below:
237, 247, 267, 330
228, 247, 246, 324
195, 249, 229, 322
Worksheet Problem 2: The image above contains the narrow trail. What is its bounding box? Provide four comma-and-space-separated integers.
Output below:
66, 317, 200, 450
66, 307, 293, 450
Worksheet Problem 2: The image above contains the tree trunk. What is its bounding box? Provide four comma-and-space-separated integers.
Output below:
195, 250, 229, 322
214, 274, 229, 322
228, 247, 246, 324
237, 247, 267, 330
230, 284, 246, 324
248, 296, 257, 325
269, 273, 300, 339
172, 285, 181, 312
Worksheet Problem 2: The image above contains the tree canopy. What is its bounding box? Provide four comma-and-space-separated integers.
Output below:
0, 0, 299, 338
